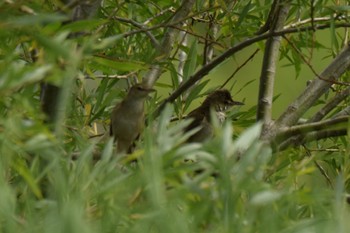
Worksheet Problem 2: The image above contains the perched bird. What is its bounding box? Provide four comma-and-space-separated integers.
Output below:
110, 84, 154, 153
185, 89, 244, 142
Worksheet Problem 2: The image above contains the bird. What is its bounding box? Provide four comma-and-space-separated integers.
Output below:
110, 84, 154, 154
185, 89, 244, 142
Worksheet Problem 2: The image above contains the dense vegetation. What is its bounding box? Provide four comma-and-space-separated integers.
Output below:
0, 0, 349, 232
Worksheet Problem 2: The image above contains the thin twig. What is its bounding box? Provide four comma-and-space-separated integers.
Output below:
220, 49, 260, 89
303, 145, 334, 188
308, 148, 345, 152
85, 72, 138, 79
113, 16, 160, 49
143, 7, 176, 25
169, 24, 224, 48
283, 35, 350, 86
284, 14, 344, 29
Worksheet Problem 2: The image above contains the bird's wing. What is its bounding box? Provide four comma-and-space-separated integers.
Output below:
185, 109, 206, 131
109, 122, 113, 136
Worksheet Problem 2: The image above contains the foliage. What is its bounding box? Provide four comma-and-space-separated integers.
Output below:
0, 0, 350, 232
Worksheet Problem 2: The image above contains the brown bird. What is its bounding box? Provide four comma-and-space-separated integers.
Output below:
185, 89, 244, 142
110, 84, 154, 153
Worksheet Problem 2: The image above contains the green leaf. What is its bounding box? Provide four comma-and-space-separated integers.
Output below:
7, 13, 67, 26
92, 56, 148, 72
236, 1, 252, 28
12, 158, 43, 199
93, 35, 124, 50
327, 5, 350, 12
0, 64, 52, 92
33, 33, 71, 59
250, 190, 283, 206
24, 134, 53, 152
330, 16, 339, 52
183, 80, 210, 112
60, 19, 107, 33
232, 122, 262, 152
183, 40, 198, 80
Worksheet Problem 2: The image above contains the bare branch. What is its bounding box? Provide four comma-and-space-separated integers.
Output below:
169, 24, 224, 49
314, 159, 334, 187
220, 49, 260, 89
278, 115, 349, 138
85, 72, 138, 79
284, 14, 345, 29
143, 7, 175, 25
309, 87, 350, 122
278, 129, 347, 150
257, 0, 291, 123
284, 36, 350, 86
255, 0, 280, 35
203, 10, 218, 66
272, 44, 350, 131
177, 24, 188, 84
278, 86, 350, 150
142, 0, 196, 88
332, 106, 350, 119
113, 16, 160, 49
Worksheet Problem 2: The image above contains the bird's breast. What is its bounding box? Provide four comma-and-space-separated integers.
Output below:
216, 111, 226, 124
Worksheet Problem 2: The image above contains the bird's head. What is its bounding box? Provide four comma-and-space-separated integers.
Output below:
128, 84, 155, 99
204, 89, 244, 112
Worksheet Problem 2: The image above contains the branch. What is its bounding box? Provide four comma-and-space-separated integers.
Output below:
255, 0, 280, 35
203, 9, 218, 66
278, 129, 348, 151
303, 145, 334, 188
142, 0, 195, 88
276, 87, 350, 150
113, 16, 160, 49
257, 0, 291, 123
284, 14, 345, 29
153, 23, 350, 117
116, 5, 219, 40
166, 24, 225, 49
332, 106, 350, 119
143, 7, 175, 25
309, 87, 350, 122
40, 0, 101, 127
85, 71, 138, 79
71, 0, 101, 21
284, 36, 350, 86
220, 49, 260, 88
177, 24, 188, 84
277, 115, 349, 139
277, 115, 349, 151
273, 44, 350, 130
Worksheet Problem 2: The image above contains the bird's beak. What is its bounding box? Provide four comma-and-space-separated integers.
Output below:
232, 100, 244, 105
230, 100, 244, 106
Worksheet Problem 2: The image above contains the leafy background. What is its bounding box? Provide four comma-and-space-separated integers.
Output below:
0, 0, 349, 232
